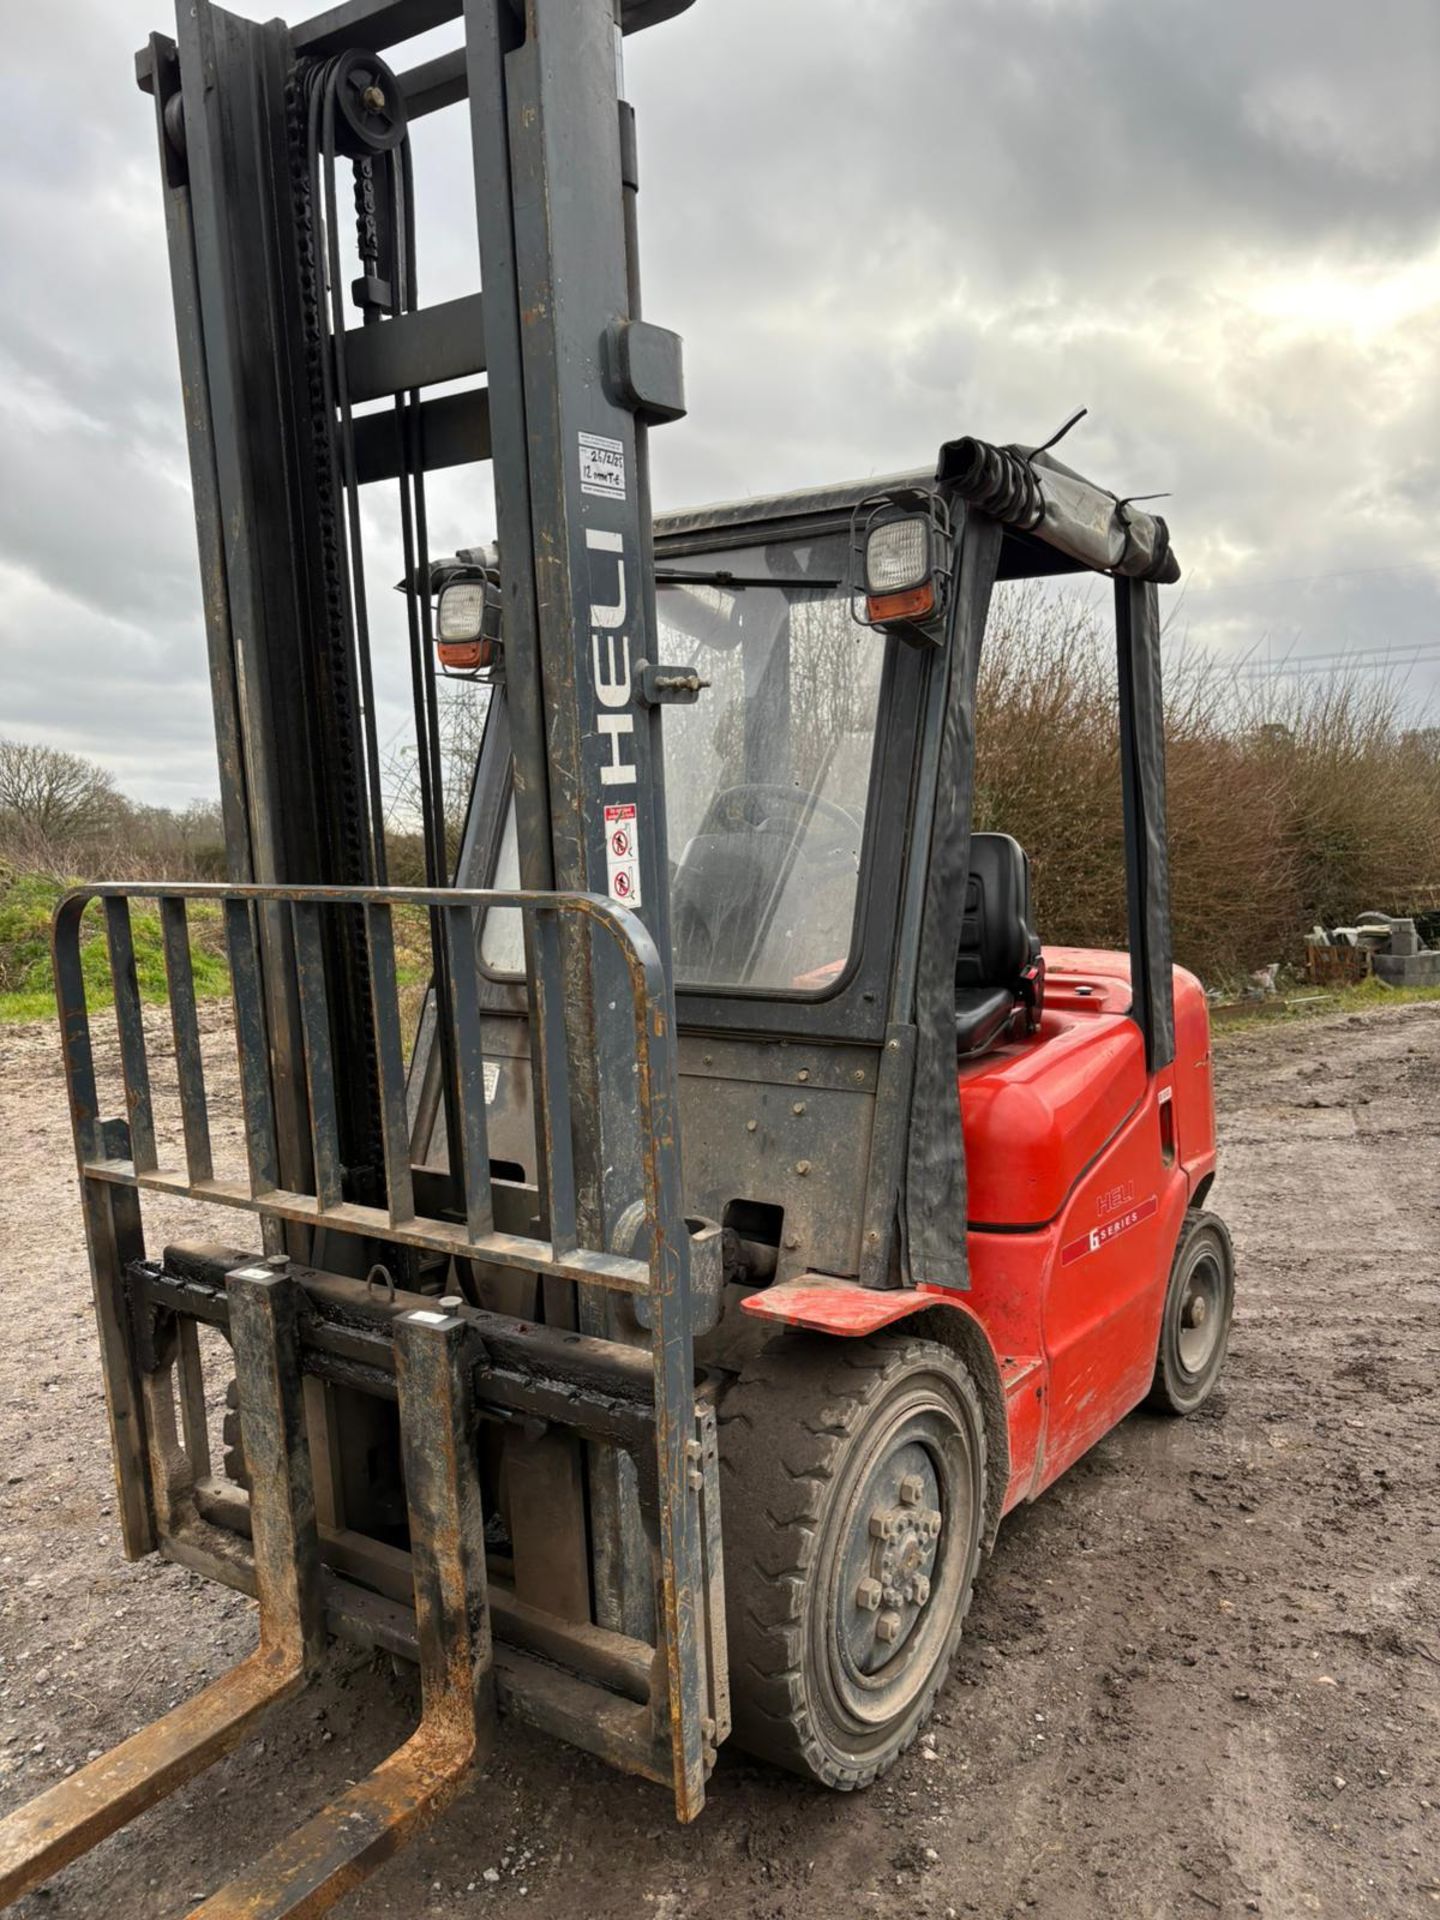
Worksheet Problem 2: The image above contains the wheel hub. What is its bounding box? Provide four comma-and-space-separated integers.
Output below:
1176, 1251, 1224, 1374
844, 1451, 943, 1671
805, 1369, 981, 1748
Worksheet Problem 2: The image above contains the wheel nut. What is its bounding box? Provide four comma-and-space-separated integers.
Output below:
898, 1473, 924, 1507
912, 1574, 931, 1607
925, 1510, 942, 1536
870, 1513, 896, 1540
882, 1585, 902, 1608
876, 1610, 903, 1644
855, 1577, 882, 1612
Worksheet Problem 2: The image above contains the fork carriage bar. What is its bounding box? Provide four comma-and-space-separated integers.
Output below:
49, 881, 722, 1834
125, 1248, 727, 1726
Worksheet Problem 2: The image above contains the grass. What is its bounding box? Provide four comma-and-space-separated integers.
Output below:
0, 873, 230, 1022
0, 872, 436, 1025
1211, 972, 1440, 1039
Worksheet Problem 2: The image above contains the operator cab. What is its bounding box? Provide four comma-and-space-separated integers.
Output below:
460, 468, 1070, 1048
475, 519, 881, 1003
439, 443, 1179, 1299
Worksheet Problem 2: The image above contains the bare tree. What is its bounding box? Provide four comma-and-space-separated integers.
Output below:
380, 682, 493, 875
116, 798, 229, 879
0, 738, 120, 871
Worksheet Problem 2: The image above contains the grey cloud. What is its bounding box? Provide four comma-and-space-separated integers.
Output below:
632, 0, 1440, 301
624, 0, 1440, 695
2, 0, 1438, 804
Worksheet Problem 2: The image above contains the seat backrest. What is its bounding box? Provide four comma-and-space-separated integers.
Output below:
956, 832, 1035, 991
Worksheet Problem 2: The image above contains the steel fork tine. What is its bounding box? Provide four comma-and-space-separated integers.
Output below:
187, 1308, 494, 1920
0, 1270, 321, 1910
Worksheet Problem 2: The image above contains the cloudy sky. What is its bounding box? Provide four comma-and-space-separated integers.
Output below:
2, 0, 1438, 806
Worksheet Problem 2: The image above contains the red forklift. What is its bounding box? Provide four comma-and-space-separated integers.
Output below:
0, 0, 1232, 1909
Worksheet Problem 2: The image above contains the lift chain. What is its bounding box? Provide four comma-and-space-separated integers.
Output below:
282, 54, 390, 1212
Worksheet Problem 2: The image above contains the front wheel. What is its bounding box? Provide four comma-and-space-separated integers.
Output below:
1147, 1209, 1235, 1415
718, 1333, 987, 1789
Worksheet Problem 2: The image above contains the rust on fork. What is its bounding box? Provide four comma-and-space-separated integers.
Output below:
188, 1307, 495, 1919
0, 1270, 324, 1910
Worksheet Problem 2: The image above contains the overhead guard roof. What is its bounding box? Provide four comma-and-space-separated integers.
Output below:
655, 473, 1087, 585
655, 439, 1180, 586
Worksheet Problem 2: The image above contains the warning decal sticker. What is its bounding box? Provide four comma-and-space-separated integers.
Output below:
603, 802, 642, 909
1060, 1194, 1158, 1266
579, 430, 627, 501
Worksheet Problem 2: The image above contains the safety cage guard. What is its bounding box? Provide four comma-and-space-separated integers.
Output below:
4, 881, 727, 1911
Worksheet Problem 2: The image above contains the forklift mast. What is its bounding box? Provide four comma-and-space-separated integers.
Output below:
0, 3, 726, 1909
144, 0, 708, 1631
138, 0, 691, 1243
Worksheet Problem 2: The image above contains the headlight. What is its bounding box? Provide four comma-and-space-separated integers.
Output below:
865, 515, 932, 595
435, 572, 502, 676
850, 487, 951, 640
437, 578, 489, 642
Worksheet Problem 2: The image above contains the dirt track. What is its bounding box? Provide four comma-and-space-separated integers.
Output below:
1, 1001, 1438, 1919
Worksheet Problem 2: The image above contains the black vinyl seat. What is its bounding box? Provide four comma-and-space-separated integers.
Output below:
955, 832, 1043, 1056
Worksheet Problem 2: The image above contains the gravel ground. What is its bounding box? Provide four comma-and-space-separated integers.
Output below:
1, 999, 1437, 1919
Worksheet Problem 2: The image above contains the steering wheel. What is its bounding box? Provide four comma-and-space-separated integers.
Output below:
706, 782, 862, 840
672, 784, 862, 984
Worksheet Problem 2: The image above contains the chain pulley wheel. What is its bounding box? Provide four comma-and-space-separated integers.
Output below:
329, 49, 408, 157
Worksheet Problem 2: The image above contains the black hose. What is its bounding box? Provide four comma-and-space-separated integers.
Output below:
938, 436, 1045, 530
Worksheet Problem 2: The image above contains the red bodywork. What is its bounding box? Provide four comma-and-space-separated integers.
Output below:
741, 949, 1217, 1519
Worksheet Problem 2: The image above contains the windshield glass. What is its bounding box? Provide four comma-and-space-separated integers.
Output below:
483, 529, 887, 994
657, 534, 883, 990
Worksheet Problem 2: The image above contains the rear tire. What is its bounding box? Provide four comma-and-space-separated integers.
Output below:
1147, 1210, 1235, 1415
718, 1333, 986, 1789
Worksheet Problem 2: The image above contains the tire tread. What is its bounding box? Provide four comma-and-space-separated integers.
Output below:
719, 1331, 985, 1789
1146, 1207, 1235, 1415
